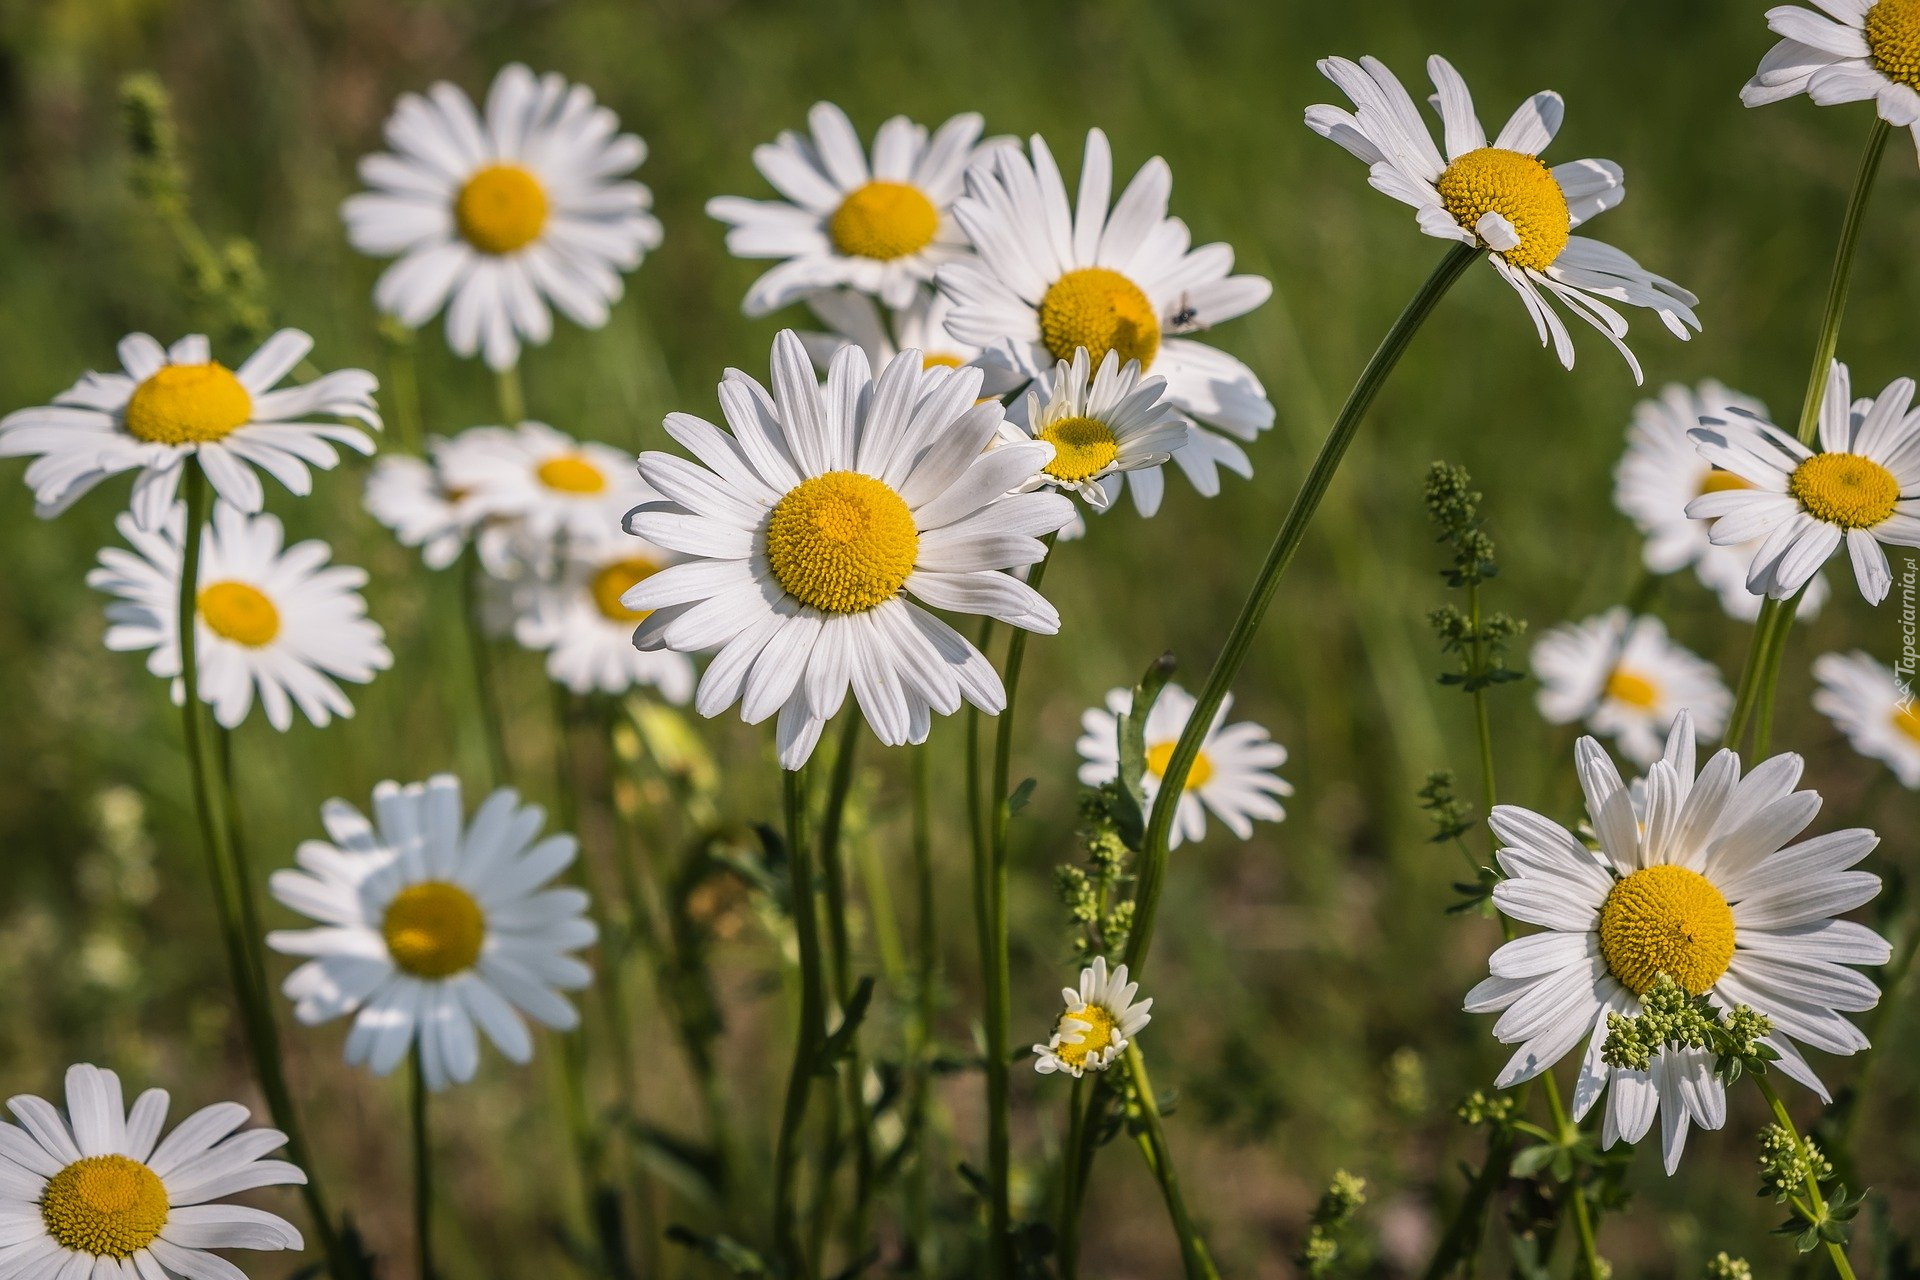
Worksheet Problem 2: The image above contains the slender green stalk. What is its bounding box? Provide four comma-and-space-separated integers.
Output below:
963, 618, 1003, 1275
1835, 906, 1920, 1165
459, 549, 511, 787
1125, 243, 1478, 981
1755, 1076, 1859, 1280
411, 1051, 434, 1280
1539, 1073, 1601, 1278
384, 327, 424, 455
496, 363, 527, 424
1124, 1048, 1220, 1280
1057, 1075, 1086, 1274
1465, 582, 1497, 815
906, 741, 938, 1274
773, 766, 825, 1280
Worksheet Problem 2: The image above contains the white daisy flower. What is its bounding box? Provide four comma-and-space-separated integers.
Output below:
1531, 609, 1729, 767
0, 330, 378, 528
622, 330, 1075, 769
1032, 957, 1153, 1078
1742, 0, 1920, 160
1688, 359, 1920, 606
1614, 380, 1830, 621
795, 286, 1013, 386
512, 530, 696, 700
0, 1063, 307, 1279
1000, 349, 1188, 514
1306, 55, 1699, 381
267, 774, 597, 1090
364, 452, 477, 571
88, 502, 392, 732
1466, 712, 1889, 1173
343, 63, 662, 371
436, 421, 647, 574
1813, 649, 1920, 786
706, 104, 1002, 316
1076, 682, 1292, 849
938, 128, 1275, 499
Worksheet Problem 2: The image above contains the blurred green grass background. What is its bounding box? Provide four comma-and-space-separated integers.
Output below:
0, 0, 1914, 1275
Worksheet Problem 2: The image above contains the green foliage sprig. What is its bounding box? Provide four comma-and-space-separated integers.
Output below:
1423, 462, 1526, 694
1299, 1170, 1368, 1276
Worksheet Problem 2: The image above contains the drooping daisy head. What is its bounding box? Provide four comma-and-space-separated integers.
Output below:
706, 104, 1002, 316
0, 1063, 306, 1278
623, 330, 1075, 768
1688, 359, 1920, 606
0, 330, 379, 529
1531, 609, 1728, 767
1743, 0, 1920, 160
88, 502, 392, 732
1306, 55, 1698, 381
344, 64, 662, 371
435, 421, 648, 575
938, 129, 1275, 500
511, 527, 696, 700
1814, 649, 1920, 787
1032, 957, 1153, 1078
1076, 682, 1292, 849
1467, 713, 1888, 1172
267, 774, 597, 1090
1001, 349, 1188, 515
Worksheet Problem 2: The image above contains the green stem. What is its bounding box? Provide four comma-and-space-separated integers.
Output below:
459, 549, 511, 788
1057, 1075, 1086, 1278
1124, 243, 1478, 981
906, 740, 938, 1275
963, 619, 1003, 1275
1540, 1073, 1601, 1278
411, 1051, 434, 1280
1124, 1048, 1220, 1280
1466, 582, 1497, 817
815, 712, 875, 1262
1755, 1075, 1859, 1280
773, 766, 825, 1280
1834, 905, 1920, 1166
496, 363, 526, 425
385, 330, 424, 455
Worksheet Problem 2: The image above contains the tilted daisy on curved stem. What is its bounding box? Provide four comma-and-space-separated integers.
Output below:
1307, 54, 1698, 380
940, 128, 1274, 499
344, 64, 662, 371
1032, 957, 1152, 1078
1743, 1, 1920, 160
1002, 349, 1189, 514
0, 1063, 309, 1280
1466, 712, 1888, 1173
0, 329, 378, 527
622, 329, 1075, 769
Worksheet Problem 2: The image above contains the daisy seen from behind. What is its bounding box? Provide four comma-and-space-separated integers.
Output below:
939, 128, 1275, 499
1531, 609, 1728, 768
0, 329, 378, 528
89, 502, 392, 732
0, 1062, 306, 1279
707, 104, 1000, 316
511, 528, 696, 700
1688, 359, 1920, 605
267, 774, 597, 1090
1306, 54, 1698, 381
623, 330, 1075, 768
1466, 712, 1888, 1172
344, 63, 662, 371
1742, 0, 1920, 160
1813, 649, 1920, 786
1002, 348, 1188, 514
1032, 957, 1153, 1078
1077, 682, 1291, 849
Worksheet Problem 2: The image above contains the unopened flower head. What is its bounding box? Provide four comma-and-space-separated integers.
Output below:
1032, 957, 1152, 1077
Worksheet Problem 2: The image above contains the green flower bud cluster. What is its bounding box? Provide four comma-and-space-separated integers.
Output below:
1057, 783, 1138, 959
1300, 1170, 1368, 1276
1758, 1124, 1832, 1200
1423, 462, 1526, 695
1455, 1089, 1514, 1129
1704, 1252, 1751, 1279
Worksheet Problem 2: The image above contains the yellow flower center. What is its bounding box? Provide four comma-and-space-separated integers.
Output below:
198, 581, 280, 647
1039, 267, 1161, 370
455, 163, 549, 255
1605, 668, 1660, 710
590, 557, 660, 623
537, 454, 608, 494
827, 181, 939, 261
765, 471, 919, 614
1788, 452, 1900, 530
382, 881, 486, 979
1038, 415, 1121, 484
1145, 741, 1213, 789
123, 363, 253, 446
1891, 701, 1920, 745
40, 1155, 169, 1258
922, 353, 965, 370
1867, 0, 1920, 89
1435, 147, 1571, 273
1598, 864, 1736, 996
1052, 1002, 1119, 1070
1697, 470, 1752, 496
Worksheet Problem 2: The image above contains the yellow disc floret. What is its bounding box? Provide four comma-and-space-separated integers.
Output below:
40, 1155, 169, 1258
1039, 268, 1161, 370
1697, 470, 1752, 496
198, 581, 281, 647
1868, 0, 1920, 89
765, 471, 919, 614
1892, 702, 1920, 745
1788, 452, 1900, 530
1051, 1002, 1119, 1071
455, 163, 550, 255
828, 181, 939, 261
1038, 415, 1121, 484
1598, 865, 1736, 996
537, 454, 609, 494
590, 557, 660, 623
1435, 148, 1571, 273
1145, 742, 1213, 789
922, 353, 965, 370
382, 881, 486, 978
1605, 668, 1660, 710
123, 364, 253, 446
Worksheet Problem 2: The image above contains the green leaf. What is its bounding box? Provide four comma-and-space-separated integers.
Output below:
1118, 652, 1177, 816
1509, 1145, 1556, 1177
1007, 777, 1037, 816
664, 1226, 772, 1276
814, 976, 876, 1075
